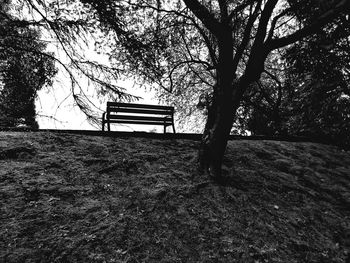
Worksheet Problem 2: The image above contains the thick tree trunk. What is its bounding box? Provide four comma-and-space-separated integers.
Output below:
199, 30, 249, 178
199, 78, 246, 179
198, 33, 269, 179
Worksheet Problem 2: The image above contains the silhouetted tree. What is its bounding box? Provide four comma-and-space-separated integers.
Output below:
182, 0, 349, 179
87, 0, 350, 178
243, 4, 350, 147
0, 0, 57, 128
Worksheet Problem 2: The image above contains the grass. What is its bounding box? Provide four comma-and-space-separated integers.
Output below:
0, 131, 349, 262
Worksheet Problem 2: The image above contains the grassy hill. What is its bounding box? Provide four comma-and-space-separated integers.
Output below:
0, 131, 349, 263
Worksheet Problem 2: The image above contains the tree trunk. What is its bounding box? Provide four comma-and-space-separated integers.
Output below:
199, 38, 250, 178
198, 25, 238, 179
199, 77, 246, 179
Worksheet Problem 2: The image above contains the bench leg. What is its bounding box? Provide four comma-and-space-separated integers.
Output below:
172, 123, 176, 133
102, 112, 106, 131
108, 121, 111, 132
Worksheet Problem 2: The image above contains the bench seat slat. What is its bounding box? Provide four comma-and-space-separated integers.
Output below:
107, 108, 173, 115
107, 102, 173, 111
106, 120, 173, 126
108, 115, 173, 122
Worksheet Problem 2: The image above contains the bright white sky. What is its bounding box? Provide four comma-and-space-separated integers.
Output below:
34, 27, 163, 132
36, 78, 160, 132
34, 49, 160, 131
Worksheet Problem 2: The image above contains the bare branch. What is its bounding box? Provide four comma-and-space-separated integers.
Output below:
263, 69, 282, 86
252, 0, 278, 48
244, 0, 278, 79
167, 59, 213, 92
182, 0, 222, 38
190, 19, 218, 67
232, 0, 261, 70
227, 0, 256, 22
266, 7, 292, 41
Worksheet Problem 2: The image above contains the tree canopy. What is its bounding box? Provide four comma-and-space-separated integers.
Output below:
78, 0, 350, 139
0, 0, 57, 128
242, 2, 350, 147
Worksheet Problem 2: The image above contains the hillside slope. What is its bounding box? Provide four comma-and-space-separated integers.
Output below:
0, 131, 349, 263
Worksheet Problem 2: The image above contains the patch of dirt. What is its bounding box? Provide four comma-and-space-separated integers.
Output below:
0, 132, 349, 262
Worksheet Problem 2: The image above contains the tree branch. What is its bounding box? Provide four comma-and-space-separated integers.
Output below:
252, 0, 278, 48
266, 7, 291, 41
182, 0, 221, 38
266, 0, 350, 50
232, 1, 261, 70
190, 19, 218, 67
244, 0, 278, 79
227, 0, 256, 22
165, 59, 212, 93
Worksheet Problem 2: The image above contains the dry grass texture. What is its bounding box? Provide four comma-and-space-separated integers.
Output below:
0, 131, 349, 262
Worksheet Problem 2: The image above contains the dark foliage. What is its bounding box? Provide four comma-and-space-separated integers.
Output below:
245, 7, 350, 148
0, 2, 57, 129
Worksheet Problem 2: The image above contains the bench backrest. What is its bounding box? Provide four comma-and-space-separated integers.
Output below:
107, 102, 174, 116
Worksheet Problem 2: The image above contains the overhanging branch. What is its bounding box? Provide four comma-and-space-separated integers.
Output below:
266, 0, 350, 50
182, 0, 222, 38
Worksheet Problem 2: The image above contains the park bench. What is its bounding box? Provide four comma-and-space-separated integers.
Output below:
102, 102, 176, 133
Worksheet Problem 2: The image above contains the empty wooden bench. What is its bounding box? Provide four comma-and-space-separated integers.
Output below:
102, 102, 176, 133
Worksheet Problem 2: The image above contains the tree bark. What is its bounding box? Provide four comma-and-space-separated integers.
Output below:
199, 77, 247, 178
